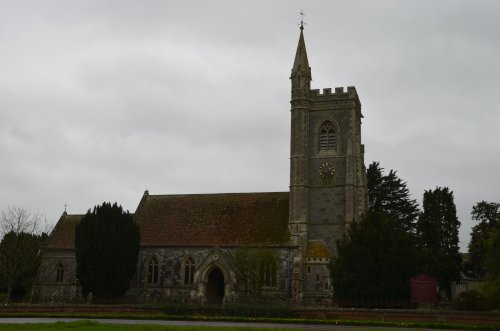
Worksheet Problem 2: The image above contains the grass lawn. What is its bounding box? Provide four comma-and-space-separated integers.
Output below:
0, 321, 417, 331
0, 321, 315, 331
0, 318, 497, 331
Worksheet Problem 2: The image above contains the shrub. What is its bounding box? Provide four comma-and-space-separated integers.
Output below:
158, 303, 297, 318
453, 290, 489, 311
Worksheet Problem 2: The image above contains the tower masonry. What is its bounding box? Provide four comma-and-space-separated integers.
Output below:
289, 26, 368, 261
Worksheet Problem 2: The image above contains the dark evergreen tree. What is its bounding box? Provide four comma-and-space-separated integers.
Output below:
0, 231, 47, 301
416, 187, 461, 299
367, 162, 420, 234
329, 211, 417, 304
464, 201, 500, 279
75, 202, 140, 298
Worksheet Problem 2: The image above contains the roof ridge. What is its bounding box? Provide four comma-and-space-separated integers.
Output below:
147, 191, 289, 198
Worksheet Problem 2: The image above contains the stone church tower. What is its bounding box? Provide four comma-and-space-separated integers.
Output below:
289, 25, 367, 301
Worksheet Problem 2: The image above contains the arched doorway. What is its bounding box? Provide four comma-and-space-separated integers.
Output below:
206, 267, 225, 304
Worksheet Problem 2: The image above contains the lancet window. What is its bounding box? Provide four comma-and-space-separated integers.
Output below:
184, 257, 195, 285
146, 256, 159, 285
55, 263, 64, 283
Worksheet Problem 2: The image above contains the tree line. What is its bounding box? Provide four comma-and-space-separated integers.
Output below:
1, 162, 498, 307
0, 207, 48, 303
330, 161, 499, 308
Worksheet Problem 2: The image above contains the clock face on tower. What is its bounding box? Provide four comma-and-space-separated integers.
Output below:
318, 162, 335, 179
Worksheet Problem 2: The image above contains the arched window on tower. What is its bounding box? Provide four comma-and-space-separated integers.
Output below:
146, 256, 159, 285
319, 120, 336, 151
184, 257, 195, 285
55, 263, 64, 283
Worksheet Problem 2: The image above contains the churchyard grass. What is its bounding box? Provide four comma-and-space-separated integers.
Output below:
0, 306, 498, 331
0, 318, 498, 331
0, 321, 313, 331
0, 321, 456, 331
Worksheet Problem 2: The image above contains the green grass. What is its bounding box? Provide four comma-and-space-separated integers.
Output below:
0, 311, 499, 331
0, 316, 498, 331
0, 321, 311, 331
0, 321, 443, 331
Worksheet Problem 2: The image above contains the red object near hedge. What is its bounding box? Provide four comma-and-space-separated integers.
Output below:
410, 273, 438, 304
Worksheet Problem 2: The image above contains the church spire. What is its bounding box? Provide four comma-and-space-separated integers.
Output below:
292, 28, 310, 74
291, 18, 311, 91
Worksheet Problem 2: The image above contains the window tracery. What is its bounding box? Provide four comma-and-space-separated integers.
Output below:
184, 257, 195, 285
263, 262, 277, 287
319, 120, 336, 151
146, 256, 159, 285
55, 263, 64, 283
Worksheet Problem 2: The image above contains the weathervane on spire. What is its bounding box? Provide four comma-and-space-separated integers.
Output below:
299, 10, 306, 30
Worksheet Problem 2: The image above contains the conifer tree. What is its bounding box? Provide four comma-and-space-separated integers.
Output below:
75, 202, 140, 298
367, 162, 420, 234
330, 211, 417, 303
416, 187, 461, 299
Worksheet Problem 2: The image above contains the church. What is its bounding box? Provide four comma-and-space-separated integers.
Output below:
33, 25, 368, 306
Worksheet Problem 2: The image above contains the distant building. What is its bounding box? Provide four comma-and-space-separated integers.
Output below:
451, 274, 480, 299
33, 25, 367, 305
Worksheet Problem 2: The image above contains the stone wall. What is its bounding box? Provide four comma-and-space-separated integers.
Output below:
34, 245, 302, 304
132, 246, 302, 304
33, 250, 83, 304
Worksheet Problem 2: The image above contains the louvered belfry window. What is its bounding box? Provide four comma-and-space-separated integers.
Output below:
319, 121, 336, 151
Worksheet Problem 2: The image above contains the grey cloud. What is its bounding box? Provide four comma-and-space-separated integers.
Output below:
1, 0, 499, 250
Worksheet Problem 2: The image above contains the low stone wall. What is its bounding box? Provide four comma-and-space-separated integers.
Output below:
298, 308, 500, 325
0, 305, 156, 315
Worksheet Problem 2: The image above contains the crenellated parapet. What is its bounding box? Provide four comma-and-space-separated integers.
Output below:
309, 86, 362, 117
309, 85, 356, 96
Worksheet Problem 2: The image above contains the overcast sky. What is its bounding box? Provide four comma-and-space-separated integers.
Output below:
1, 0, 499, 251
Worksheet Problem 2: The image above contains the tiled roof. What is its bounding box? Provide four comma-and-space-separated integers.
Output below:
45, 213, 84, 250
136, 192, 290, 247
305, 240, 331, 258
44, 192, 290, 250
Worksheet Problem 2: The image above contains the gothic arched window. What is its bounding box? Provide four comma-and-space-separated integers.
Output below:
184, 257, 195, 285
55, 263, 64, 283
146, 256, 159, 285
263, 262, 277, 287
319, 120, 336, 151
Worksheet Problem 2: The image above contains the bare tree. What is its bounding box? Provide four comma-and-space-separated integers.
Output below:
0, 206, 47, 303
0, 206, 41, 238
234, 247, 278, 301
